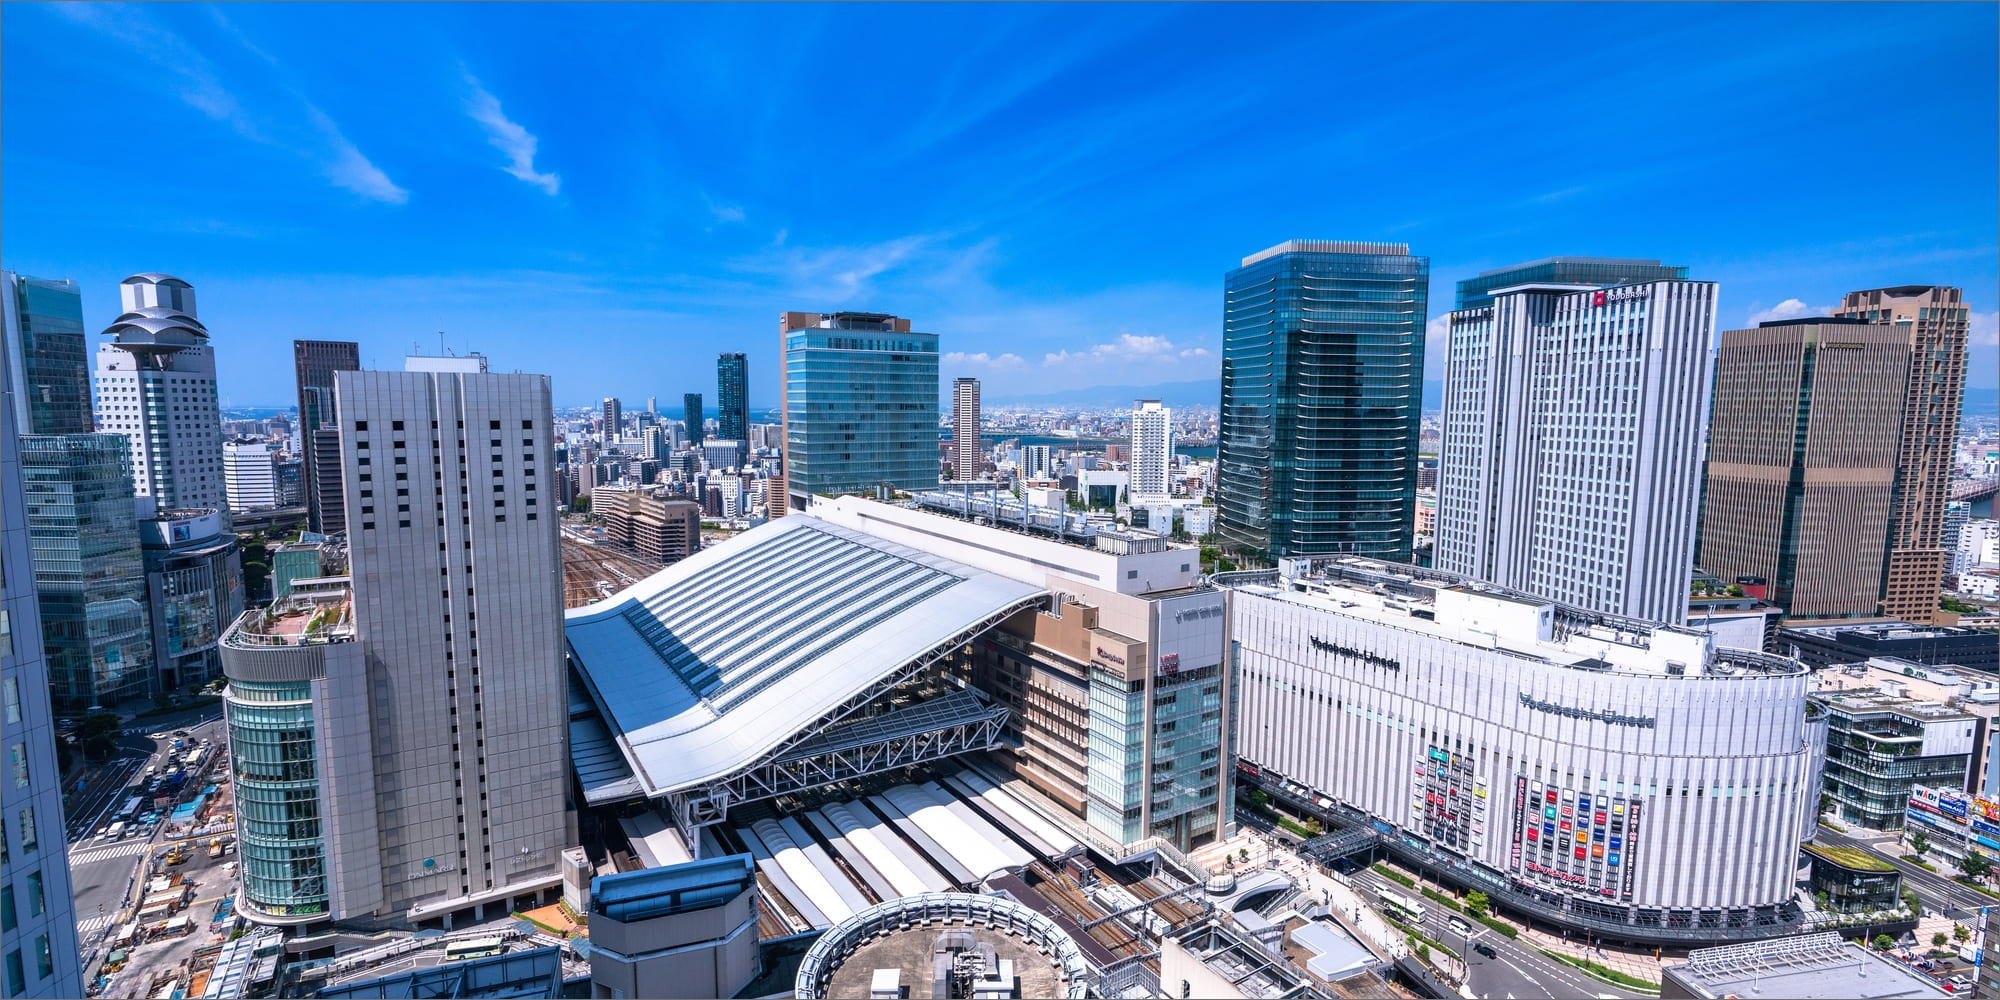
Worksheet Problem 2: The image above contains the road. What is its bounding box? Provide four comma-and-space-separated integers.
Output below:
1346, 868, 1640, 1000
65, 713, 230, 965
1814, 826, 1995, 916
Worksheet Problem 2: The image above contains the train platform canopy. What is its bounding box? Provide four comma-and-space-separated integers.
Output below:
565, 515, 1047, 807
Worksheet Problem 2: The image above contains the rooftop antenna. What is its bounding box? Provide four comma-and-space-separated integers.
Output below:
439, 331, 448, 357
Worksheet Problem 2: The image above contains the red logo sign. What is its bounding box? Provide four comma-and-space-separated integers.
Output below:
1592, 292, 1607, 306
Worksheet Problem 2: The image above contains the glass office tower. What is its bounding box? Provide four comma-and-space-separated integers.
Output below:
716, 353, 749, 443
18, 435, 154, 708
782, 311, 939, 510
2, 272, 94, 435
1217, 241, 1427, 562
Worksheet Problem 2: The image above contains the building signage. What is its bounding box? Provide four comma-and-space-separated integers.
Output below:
1159, 653, 1180, 676
1518, 693, 1656, 729
1309, 635, 1400, 672
1823, 342, 1868, 350
1511, 775, 1528, 872
1602, 285, 1649, 304
1173, 605, 1223, 624
1622, 802, 1642, 901
1094, 647, 1126, 665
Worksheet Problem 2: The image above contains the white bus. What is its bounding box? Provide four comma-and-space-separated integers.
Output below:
1378, 889, 1427, 925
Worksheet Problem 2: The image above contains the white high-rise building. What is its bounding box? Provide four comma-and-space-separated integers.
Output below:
1958, 520, 2000, 575
222, 440, 279, 511
1438, 277, 1717, 625
952, 377, 981, 480
1131, 399, 1173, 500
94, 273, 228, 512
1, 302, 86, 998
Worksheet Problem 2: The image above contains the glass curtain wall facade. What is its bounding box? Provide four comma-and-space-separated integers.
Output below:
293, 341, 360, 535
4, 272, 95, 435
226, 678, 329, 918
682, 393, 703, 447
1217, 241, 1428, 562
2, 305, 86, 999
1086, 669, 1147, 845
716, 353, 749, 443
19, 434, 154, 709
783, 313, 939, 508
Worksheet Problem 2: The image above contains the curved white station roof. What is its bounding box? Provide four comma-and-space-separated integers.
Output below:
565, 515, 1046, 799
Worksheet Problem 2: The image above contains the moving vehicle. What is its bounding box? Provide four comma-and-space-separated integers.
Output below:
1474, 943, 1498, 959
1377, 890, 1427, 925
1448, 916, 1471, 937
208, 838, 224, 859
444, 938, 505, 962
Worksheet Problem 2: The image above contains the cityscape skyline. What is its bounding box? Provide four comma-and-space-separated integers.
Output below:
2, 3, 1995, 407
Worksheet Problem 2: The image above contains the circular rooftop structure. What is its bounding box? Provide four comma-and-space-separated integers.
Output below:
795, 893, 1091, 1000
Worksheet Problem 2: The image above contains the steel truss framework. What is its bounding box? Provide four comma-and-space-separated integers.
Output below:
667, 592, 1048, 837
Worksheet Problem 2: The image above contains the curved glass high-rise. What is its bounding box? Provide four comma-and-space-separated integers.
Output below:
1217, 241, 1428, 562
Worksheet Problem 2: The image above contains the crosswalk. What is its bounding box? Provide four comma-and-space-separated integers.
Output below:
75, 912, 118, 939
67, 839, 152, 867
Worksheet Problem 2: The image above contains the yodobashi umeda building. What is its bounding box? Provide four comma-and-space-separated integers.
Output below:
1226, 557, 1826, 943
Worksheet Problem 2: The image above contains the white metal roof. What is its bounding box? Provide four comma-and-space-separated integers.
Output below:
565, 516, 1045, 798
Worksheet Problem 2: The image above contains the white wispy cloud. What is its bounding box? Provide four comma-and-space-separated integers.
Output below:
464, 74, 560, 195
730, 233, 942, 303
943, 351, 1025, 369
704, 194, 746, 224
55, 3, 406, 204
1746, 298, 1834, 327
1042, 333, 1203, 367
1970, 311, 1998, 348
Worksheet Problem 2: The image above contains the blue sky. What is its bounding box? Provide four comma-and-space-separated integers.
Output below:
4, 2, 1995, 409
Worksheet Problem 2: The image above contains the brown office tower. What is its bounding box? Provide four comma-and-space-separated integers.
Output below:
1698, 318, 1908, 618
592, 486, 702, 565
294, 339, 361, 533
1834, 287, 1971, 624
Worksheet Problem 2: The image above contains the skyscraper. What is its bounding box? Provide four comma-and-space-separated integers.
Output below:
1130, 399, 1173, 500
1, 312, 86, 1000
139, 507, 241, 690
1217, 240, 1427, 561
218, 358, 573, 930
1438, 264, 1717, 625
951, 376, 981, 480
781, 311, 939, 511
1698, 318, 1908, 618
3, 271, 94, 435
94, 273, 227, 512
1834, 286, 1972, 625
1453, 256, 1690, 312
294, 340, 361, 535
716, 353, 749, 443
682, 392, 704, 447
601, 397, 623, 444
17, 435, 155, 708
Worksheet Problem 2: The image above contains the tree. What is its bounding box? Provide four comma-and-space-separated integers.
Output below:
1912, 830, 1933, 856
1873, 934, 1895, 952
1465, 891, 1490, 918
1957, 924, 1973, 943
1962, 850, 1993, 880
1936, 932, 1951, 949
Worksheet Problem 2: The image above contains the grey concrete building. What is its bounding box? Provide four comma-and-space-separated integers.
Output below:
587, 855, 761, 1000
294, 340, 361, 535
336, 361, 573, 925
221, 360, 573, 932
140, 506, 243, 690
1, 295, 87, 998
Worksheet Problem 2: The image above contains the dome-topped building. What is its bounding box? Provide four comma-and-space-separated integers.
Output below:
94, 272, 229, 512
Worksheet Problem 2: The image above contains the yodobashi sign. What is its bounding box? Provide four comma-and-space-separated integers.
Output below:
1159, 653, 1180, 677
1094, 647, 1126, 665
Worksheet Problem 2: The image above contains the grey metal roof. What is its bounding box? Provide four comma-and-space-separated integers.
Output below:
122, 273, 192, 287
564, 515, 1046, 799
